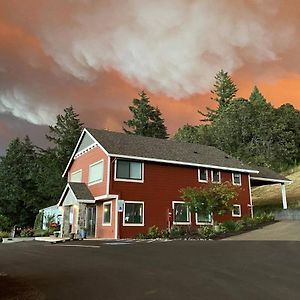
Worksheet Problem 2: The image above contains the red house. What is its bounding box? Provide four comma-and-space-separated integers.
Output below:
58, 128, 291, 239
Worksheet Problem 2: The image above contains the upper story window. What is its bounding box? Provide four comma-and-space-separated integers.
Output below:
211, 170, 221, 183
232, 172, 242, 185
198, 168, 208, 182
115, 159, 143, 182
88, 160, 104, 185
70, 170, 82, 183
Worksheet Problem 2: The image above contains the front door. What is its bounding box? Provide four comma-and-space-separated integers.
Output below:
86, 206, 96, 237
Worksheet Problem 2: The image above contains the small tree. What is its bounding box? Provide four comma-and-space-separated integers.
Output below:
123, 91, 168, 139
180, 183, 238, 217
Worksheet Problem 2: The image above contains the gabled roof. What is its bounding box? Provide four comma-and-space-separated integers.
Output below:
83, 128, 258, 173
250, 166, 292, 185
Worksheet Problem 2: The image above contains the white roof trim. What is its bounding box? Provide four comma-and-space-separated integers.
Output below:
109, 154, 259, 174
62, 128, 109, 177
251, 176, 292, 184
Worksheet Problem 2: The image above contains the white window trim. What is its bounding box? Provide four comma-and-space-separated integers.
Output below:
88, 160, 104, 186
172, 201, 191, 225
211, 170, 221, 183
195, 212, 213, 225
232, 172, 242, 186
114, 159, 144, 183
232, 204, 242, 217
198, 168, 208, 183
70, 169, 82, 183
123, 201, 145, 227
102, 201, 112, 226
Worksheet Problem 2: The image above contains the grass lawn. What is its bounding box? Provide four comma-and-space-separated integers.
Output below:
252, 166, 300, 211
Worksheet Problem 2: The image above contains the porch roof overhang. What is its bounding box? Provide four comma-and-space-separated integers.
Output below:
58, 182, 95, 206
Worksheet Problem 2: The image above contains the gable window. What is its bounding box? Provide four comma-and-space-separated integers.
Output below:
70, 170, 82, 183
196, 212, 212, 225
88, 160, 104, 185
116, 160, 143, 181
198, 168, 208, 182
211, 170, 221, 183
232, 204, 241, 217
173, 201, 191, 225
232, 172, 242, 185
123, 201, 144, 226
103, 202, 112, 226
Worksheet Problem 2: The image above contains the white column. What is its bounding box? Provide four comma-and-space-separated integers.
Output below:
281, 183, 288, 210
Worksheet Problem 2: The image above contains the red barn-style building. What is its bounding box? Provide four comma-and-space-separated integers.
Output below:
58, 128, 291, 239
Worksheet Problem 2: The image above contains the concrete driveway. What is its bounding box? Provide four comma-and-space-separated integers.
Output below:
224, 221, 300, 241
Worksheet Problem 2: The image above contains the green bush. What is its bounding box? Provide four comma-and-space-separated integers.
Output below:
169, 226, 185, 239
33, 229, 51, 237
0, 215, 11, 232
160, 229, 170, 239
20, 228, 34, 237
198, 225, 216, 240
147, 226, 160, 239
0, 231, 10, 238
136, 233, 146, 239
34, 212, 44, 230
255, 212, 274, 223
221, 220, 238, 232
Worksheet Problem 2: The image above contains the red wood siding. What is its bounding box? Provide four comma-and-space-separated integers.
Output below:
109, 160, 251, 238
68, 146, 108, 197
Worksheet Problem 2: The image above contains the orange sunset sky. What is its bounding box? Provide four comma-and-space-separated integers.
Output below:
0, 0, 300, 153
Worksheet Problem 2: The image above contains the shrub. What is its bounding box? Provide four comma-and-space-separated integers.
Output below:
0, 231, 10, 238
198, 226, 216, 240
160, 229, 170, 239
33, 229, 51, 237
0, 215, 11, 232
221, 220, 238, 232
136, 233, 146, 239
255, 212, 274, 223
147, 226, 160, 239
169, 226, 186, 239
34, 211, 44, 230
20, 228, 34, 237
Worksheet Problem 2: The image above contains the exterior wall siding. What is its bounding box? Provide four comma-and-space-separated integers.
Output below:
109, 159, 251, 238
68, 146, 108, 197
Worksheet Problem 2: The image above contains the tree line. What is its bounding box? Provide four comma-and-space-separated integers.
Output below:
1, 70, 300, 227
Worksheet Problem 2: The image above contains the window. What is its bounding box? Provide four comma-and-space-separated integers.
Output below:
232, 204, 241, 217
103, 202, 112, 226
196, 212, 212, 225
88, 160, 104, 185
232, 172, 241, 185
211, 170, 221, 183
198, 168, 208, 182
116, 160, 143, 181
123, 202, 144, 226
70, 170, 82, 183
173, 202, 190, 224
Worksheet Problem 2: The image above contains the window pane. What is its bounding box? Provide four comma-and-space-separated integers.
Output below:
233, 205, 241, 216
233, 173, 241, 184
212, 170, 220, 182
116, 160, 130, 179
130, 162, 142, 179
103, 203, 111, 224
199, 168, 208, 181
89, 161, 103, 183
71, 170, 82, 183
174, 203, 189, 223
124, 203, 143, 224
197, 213, 211, 223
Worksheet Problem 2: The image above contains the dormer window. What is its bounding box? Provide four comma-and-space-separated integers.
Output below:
115, 159, 143, 182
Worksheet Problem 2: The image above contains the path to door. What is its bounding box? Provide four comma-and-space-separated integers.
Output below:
224, 221, 300, 241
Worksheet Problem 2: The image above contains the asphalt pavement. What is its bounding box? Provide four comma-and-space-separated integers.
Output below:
1, 239, 300, 300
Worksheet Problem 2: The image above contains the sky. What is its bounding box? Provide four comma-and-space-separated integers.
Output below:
1, 0, 300, 154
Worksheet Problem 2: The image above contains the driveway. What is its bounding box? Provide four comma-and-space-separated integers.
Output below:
1, 239, 300, 300
224, 220, 300, 240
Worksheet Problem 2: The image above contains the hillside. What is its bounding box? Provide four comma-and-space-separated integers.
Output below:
252, 166, 300, 209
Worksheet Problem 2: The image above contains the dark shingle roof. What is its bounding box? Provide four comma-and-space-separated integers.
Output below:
69, 182, 94, 200
87, 128, 257, 173
251, 166, 291, 182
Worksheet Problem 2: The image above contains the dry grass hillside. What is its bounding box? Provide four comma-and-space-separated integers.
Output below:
252, 166, 300, 209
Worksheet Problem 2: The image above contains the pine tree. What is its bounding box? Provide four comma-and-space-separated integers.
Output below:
249, 86, 267, 104
46, 106, 83, 171
200, 70, 238, 121
123, 91, 168, 139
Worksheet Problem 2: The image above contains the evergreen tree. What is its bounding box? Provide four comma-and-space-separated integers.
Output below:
249, 86, 267, 104
0, 137, 39, 226
200, 70, 238, 121
173, 124, 211, 145
123, 91, 168, 139
46, 106, 83, 172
